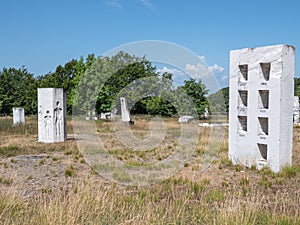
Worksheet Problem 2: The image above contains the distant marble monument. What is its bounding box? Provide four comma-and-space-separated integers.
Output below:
111, 108, 117, 121
293, 96, 299, 124
99, 108, 117, 121
13, 107, 25, 125
92, 111, 98, 120
178, 115, 194, 123
38, 88, 66, 143
120, 97, 130, 122
100, 112, 111, 120
204, 108, 209, 119
229, 44, 295, 173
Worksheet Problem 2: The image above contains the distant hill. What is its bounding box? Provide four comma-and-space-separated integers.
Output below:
207, 87, 229, 114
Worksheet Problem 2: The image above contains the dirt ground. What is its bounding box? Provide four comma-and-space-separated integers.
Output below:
0, 117, 300, 199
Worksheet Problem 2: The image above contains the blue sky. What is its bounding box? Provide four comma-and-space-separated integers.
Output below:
0, 0, 299, 89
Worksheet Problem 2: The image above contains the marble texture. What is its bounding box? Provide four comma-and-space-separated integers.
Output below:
229, 44, 295, 172
120, 97, 130, 122
13, 107, 25, 125
38, 88, 66, 143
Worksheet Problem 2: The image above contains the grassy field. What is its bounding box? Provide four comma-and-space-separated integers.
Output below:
0, 116, 299, 224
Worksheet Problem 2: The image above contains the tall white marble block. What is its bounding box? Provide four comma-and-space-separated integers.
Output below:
38, 88, 66, 143
293, 96, 299, 124
13, 107, 25, 125
120, 97, 130, 122
229, 44, 295, 173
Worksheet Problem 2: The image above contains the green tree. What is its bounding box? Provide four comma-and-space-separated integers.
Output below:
179, 78, 209, 116
38, 54, 96, 114
74, 52, 158, 115
294, 77, 300, 97
144, 97, 176, 116
0, 66, 37, 115
127, 72, 177, 116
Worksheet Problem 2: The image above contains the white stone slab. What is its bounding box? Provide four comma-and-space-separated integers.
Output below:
229, 44, 295, 173
178, 115, 194, 123
13, 107, 25, 125
199, 123, 229, 127
111, 108, 117, 120
120, 97, 130, 122
100, 112, 111, 120
38, 88, 66, 143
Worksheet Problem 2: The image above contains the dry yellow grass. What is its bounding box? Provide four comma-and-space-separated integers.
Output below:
0, 116, 299, 224
0, 177, 299, 224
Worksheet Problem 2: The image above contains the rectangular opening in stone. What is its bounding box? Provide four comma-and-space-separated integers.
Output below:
258, 117, 268, 135
260, 63, 271, 81
238, 90, 248, 108
258, 144, 267, 160
238, 116, 247, 132
258, 90, 269, 109
239, 64, 248, 81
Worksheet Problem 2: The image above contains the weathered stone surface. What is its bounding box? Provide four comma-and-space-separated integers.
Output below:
100, 112, 111, 120
38, 88, 66, 143
111, 108, 117, 120
178, 115, 194, 123
229, 44, 295, 172
204, 108, 209, 118
120, 97, 130, 122
13, 107, 25, 125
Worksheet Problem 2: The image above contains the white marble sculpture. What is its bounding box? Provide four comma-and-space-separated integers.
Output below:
178, 115, 194, 123
93, 111, 98, 120
204, 108, 209, 119
13, 107, 25, 125
38, 88, 66, 143
100, 112, 111, 120
111, 108, 117, 120
120, 97, 130, 122
229, 44, 295, 173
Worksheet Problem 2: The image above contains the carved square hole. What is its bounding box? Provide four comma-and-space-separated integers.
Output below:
258, 90, 269, 109
239, 65, 248, 82
258, 144, 267, 161
260, 63, 271, 81
238, 90, 248, 108
258, 117, 268, 135
238, 116, 247, 132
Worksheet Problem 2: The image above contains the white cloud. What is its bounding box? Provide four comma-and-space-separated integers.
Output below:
185, 63, 211, 79
197, 55, 206, 62
195, 55, 224, 73
156, 66, 190, 86
157, 66, 182, 75
208, 64, 225, 73
105, 0, 122, 8
221, 74, 229, 81
185, 54, 225, 80
105, 0, 155, 10
185, 60, 228, 88
138, 0, 155, 10
157, 59, 228, 88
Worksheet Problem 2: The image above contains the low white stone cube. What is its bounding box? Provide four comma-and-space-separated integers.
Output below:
13, 107, 25, 125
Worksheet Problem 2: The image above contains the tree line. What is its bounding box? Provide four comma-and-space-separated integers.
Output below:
0, 52, 210, 117
2, 51, 299, 118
